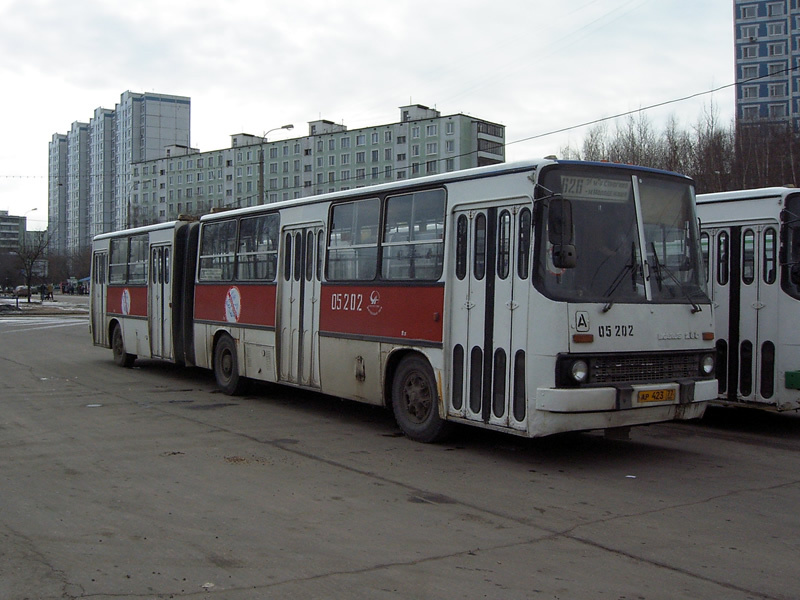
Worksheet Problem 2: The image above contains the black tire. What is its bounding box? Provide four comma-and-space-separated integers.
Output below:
391, 356, 452, 443
213, 334, 246, 395
111, 324, 135, 368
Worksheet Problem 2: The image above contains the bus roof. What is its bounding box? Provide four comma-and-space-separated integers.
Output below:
199, 158, 693, 223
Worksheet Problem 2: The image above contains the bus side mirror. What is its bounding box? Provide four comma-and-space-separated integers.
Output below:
552, 244, 577, 269
547, 196, 576, 269
548, 197, 573, 245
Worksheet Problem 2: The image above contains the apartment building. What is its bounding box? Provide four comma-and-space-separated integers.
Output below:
735, 0, 800, 128
48, 91, 191, 256
132, 104, 505, 223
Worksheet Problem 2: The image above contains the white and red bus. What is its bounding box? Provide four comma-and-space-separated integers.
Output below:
697, 187, 800, 411
91, 158, 718, 442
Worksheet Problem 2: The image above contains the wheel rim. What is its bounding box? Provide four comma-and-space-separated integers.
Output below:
402, 371, 432, 424
219, 347, 233, 382
113, 330, 123, 358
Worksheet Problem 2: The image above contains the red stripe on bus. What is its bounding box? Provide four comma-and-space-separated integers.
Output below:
319, 285, 444, 343
107, 285, 148, 317
194, 283, 277, 327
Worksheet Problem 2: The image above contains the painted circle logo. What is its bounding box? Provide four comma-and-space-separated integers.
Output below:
225, 287, 241, 323
121, 288, 131, 315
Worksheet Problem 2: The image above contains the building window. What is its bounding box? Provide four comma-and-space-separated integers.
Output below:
768, 2, 784, 16
769, 104, 787, 118
371, 150, 379, 162
356, 134, 366, 146
768, 62, 785, 76
371, 132, 379, 144
384, 131, 392, 143
446, 122, 454, 135
768, 22, 785, 36
768, 42, 786, 56
743, 45, 758, 58
356, 151, 365, 163
769, 83, 787, 97
341, 137, 351, 149
384, 148, 392, 160
397, 153, 407, 161
426, 124, 437, 136
412, 126, 420, 138
445, 140, 455, 153
397, 135, 406, 144
426, 142, 438, 155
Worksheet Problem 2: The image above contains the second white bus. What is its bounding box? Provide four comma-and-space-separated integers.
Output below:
697, 187, 800, 411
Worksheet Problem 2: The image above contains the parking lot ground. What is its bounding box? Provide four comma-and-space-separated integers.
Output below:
1, 315, 799, 599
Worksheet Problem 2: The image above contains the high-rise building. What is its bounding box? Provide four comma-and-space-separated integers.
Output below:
47, 133, 68, 255
89, 107, 115, 239
734, 0, 800, 128
131, 104, 505, 224
114, 91, 191, 229
66, 121, 89, 255
48, 90, 191, 257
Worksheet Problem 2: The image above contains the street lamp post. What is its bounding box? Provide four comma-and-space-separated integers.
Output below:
259, 125, 294, 203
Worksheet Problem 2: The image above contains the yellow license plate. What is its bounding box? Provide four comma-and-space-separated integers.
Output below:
637, 388, 676, 403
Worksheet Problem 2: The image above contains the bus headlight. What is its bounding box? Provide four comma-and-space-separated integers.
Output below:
701, 354, 715, 376
570, 360, 589, 383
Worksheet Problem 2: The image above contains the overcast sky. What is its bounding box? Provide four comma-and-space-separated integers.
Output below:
0, 0, 734, 230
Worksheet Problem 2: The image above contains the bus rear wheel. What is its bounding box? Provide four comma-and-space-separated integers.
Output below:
111, 324, 135, 368
392, 356, 451, 443
213, 334, 246, 395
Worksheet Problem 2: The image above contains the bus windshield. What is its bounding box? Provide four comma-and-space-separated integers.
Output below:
535, 166, 709, 306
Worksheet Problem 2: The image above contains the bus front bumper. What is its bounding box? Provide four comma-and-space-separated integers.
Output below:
536, 379, 717, 413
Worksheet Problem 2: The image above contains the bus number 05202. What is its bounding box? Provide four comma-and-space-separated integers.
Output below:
331, 293, 363, 312
598, 325, 634, 337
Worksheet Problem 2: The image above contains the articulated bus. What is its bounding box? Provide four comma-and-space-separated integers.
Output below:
697, 187, 800, 411
91, 158, 718, 442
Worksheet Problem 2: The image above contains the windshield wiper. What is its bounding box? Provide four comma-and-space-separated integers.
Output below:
649, 242, 702, 313
601, 242, 638, 313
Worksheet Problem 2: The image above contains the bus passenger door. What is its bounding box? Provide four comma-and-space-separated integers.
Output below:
149, 244, 173, 360
713, 224, 779, 405
278, 225, 323, 388
448, 203, 531, 431
91, 251, 108, 346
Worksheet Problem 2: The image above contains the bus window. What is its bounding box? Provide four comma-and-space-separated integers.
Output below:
305, 230, 315, 282
237, 214, 279, 281
474, 213, 487, 280
717, 231, 729, 286
381, 189, 445, 280
199, 220, 236, 281
763, 228, 777, 284
327, 198, 379, 281
128, 235, 148, 284
293, 231, 302, 282
497, 211, 511, 280
284, 232, 292, 281
742, 229, 755, 285
700, 232, 710, 283
109, 238, 128, 284
518, 208, 531, 279
456, 215, 468, 280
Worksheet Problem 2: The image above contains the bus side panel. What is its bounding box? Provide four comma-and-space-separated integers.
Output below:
318, 284, 444, 344
107, 285, 148, 318
318, 336, 383, 405
194, 283, 277, 328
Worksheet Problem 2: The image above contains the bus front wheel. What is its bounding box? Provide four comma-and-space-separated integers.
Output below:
391, 356, 451, 443
111, 324, 135, 368
213, 334, 246, 395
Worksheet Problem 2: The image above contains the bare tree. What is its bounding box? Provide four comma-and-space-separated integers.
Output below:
16, 230, 52, 303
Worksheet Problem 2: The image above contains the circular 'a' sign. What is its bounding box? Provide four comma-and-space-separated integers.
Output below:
225, 287, 241, 323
